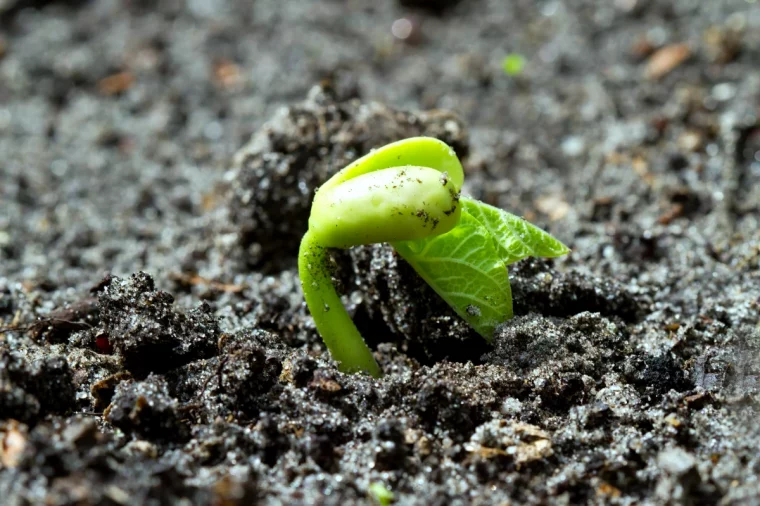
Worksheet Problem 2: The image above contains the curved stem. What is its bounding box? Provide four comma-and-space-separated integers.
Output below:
298, 230, 382, 377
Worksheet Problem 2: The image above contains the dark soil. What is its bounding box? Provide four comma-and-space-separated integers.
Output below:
1, 0, 759, 504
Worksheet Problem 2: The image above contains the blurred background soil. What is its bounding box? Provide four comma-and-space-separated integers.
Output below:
1, 0, 759, 504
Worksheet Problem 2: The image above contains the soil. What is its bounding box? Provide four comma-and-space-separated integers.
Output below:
1, 0, 759, 505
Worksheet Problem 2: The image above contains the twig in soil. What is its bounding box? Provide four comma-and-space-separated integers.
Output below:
2, 297, 101, 343
0, 315, 96, 340
168, 272, 246, 293
216, 356, 228, 394
200, 356, 229, 398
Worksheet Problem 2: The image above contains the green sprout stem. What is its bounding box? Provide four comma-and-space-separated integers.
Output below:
298, 228, 382, 378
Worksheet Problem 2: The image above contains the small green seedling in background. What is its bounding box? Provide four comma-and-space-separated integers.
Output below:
368, 482, 394, 506
502, 53, 526, 76
298, 137, 569, 377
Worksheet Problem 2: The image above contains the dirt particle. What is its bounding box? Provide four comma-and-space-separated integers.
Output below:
0, 421, 27, 468
213, 59, 243, 90
97, 71, 135, 96
645, 43, 691, 79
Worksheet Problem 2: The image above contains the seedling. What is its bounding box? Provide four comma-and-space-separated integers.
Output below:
299, 137, 569, 377
368, 482, 394, 506
502, 53, 526, 76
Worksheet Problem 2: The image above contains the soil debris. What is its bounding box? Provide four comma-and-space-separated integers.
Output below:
645, 43, 691, 80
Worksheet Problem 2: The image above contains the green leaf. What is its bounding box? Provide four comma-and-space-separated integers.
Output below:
461, 197, 570, 265
392, 211, 512, 341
